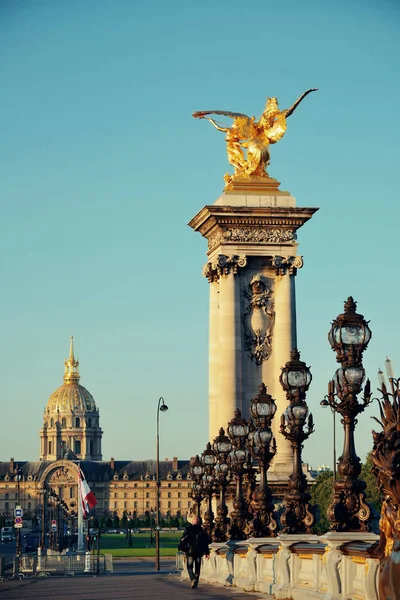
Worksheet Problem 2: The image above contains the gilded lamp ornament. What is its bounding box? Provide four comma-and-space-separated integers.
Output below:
193, 89, 317, 188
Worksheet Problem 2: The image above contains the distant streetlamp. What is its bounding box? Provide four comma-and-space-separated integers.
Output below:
155, 397, 168, 571
320, 399, 337, 480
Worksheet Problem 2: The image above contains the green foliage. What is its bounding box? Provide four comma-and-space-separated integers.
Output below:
105, 517, 113, 528
310, 453, 383, 535
310, 471, 334, 534
360, 452, 382, 513
112, 515, 120, 528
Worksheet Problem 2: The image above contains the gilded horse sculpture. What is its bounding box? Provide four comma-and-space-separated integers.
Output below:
193, 89, 317, 188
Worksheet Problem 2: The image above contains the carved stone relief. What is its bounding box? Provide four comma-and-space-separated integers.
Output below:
203, 254, 247, 282
49, 466, 76, 485
208, 227, 296, 252
272, 255, 303, 275
242, 275, 275, 365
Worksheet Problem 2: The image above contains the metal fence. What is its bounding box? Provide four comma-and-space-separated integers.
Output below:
17, 552, 113, 576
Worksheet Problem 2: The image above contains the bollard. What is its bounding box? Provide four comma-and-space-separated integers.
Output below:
37, 547, 43, 571
84, 551, 91, 572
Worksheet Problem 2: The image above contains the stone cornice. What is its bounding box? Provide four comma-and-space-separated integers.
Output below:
188, 205, 318, 254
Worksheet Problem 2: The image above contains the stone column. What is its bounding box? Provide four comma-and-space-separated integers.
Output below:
208, 278, 219, 442
271, 256, 303, 474
205, 255, 246, 439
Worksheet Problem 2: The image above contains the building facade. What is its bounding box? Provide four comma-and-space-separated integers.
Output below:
0, 340, 192, 527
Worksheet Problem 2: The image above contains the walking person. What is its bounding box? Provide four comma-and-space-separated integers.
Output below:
179, 517, 210, 588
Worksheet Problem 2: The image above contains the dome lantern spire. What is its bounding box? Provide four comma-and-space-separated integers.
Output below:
64, 336, 80, 384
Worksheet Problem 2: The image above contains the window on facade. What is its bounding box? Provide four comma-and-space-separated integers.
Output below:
178, 492, 181, 498
145, 492, 149, 498
134, 492, 137, 498
168, 501, 171, 508
123, 492, 127, 499
167, 492, 171, 498
187, 483, 192, 488
74, 440, 81, 454
75, 417, 80, 428
5, 493, 9, 500
134, 501, 137, 508
167, 483, 171, 488
146, 501, 149, 508
124, 502, 127, 508
61, 418, 66, 428
50, 418, 54, 427
70, 487, 73, 499
87, 418, 92, 427
5, 503, 9, 510
48, 441, 52, 455
177, 483, 181, 488
134, 483, 137, 488
28, 502, 31, 510
90, 441, 94, 454
114, 502, 117, 508
145, 483, 149, 488
178, 501, 181, 508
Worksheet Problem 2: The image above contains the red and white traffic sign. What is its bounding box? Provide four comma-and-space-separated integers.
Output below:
14, 516, 23, 528
51, 519, 57, 526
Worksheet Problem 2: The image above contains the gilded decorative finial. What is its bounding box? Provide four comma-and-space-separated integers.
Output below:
193, 88, 317, 189
64, 336, 80, 385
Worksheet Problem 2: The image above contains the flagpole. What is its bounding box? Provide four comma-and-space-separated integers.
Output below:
77, 466, 84, 551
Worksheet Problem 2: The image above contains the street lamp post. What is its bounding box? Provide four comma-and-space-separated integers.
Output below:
279, 349, 315, 534
247, 383, 278, 538
155, 397, 168, 571
320, 399, 337, 480
212, 428, 231, 542
326, 297, 373, 531
227, 409, 250, 541
189, 455, 204, 519
200, 443, 217, 540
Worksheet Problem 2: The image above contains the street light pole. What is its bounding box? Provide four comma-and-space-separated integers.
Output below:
155, 397, 168, 571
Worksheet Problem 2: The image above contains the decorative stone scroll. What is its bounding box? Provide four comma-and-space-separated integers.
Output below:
242, 275, 275, 365
272, 255, 303, 276
208, 228, 296, 252
203, 254, 247, 283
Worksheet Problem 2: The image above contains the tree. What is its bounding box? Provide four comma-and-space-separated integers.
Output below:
105, 516, 113, 528
310, 471, 334, 534
360, 451, 382, 513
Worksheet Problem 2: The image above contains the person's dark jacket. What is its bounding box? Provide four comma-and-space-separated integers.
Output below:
179, 524, 210, 557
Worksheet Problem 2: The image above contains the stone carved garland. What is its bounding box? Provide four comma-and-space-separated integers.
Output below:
208, 228, 296, 252
242, 275, 275, 365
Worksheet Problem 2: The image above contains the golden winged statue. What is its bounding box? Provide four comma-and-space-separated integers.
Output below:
193, 89, 317, 188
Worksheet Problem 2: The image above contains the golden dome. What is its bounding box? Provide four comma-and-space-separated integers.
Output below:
47, 382, 97, 413
45, 336, 97, 414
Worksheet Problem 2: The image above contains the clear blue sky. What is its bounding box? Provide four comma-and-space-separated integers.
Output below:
1, 0, 399, 470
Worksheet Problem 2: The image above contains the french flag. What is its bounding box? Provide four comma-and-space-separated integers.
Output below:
79, 469, 97, 518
